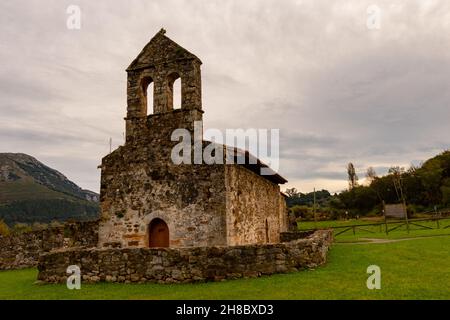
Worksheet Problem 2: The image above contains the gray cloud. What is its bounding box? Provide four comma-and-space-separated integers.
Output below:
1, 0, 450, 193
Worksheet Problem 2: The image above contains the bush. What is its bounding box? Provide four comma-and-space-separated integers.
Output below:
12, 223, 32, 234
302, 210, 315, 221
49, 220, 63, 229
0, 220, 10, 236
289, 205, 310, 219
31, 222, 48, 231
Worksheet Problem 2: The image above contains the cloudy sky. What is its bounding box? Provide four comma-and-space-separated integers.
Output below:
1, 0, 450, 194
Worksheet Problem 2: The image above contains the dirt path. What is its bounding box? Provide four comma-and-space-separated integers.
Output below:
337, 233, 450, 244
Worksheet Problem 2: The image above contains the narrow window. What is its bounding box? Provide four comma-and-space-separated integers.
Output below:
167, 72, 181, 110
141, 77, 154, 115
146, 82, 154, 115
172, 77, 181, 109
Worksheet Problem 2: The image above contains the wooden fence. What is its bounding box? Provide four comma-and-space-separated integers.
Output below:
302, 215, 450, 237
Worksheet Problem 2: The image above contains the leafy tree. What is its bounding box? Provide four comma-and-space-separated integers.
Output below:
347, 163, 358, 190
417, 159, 443, 204
440, 178, 450, 205
285, 189, 332, 207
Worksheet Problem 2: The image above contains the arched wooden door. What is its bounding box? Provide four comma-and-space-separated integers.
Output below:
148, 218, 169, 247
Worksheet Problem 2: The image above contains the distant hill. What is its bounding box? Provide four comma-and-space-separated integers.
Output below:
0, 153, 99, 225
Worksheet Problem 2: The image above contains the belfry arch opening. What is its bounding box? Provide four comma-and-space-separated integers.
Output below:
142, 77, 154, 115
167, 72, 181, 110
148, 218, 169, 247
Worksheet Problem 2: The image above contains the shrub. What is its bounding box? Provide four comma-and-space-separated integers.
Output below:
289, 205, 310, 219
12, 223, 32, 234
31, 222, 48, 231
49, 220, 63, 229
302, 210, 315, 221
0, 220, 10, 236
365, 207, 382, 217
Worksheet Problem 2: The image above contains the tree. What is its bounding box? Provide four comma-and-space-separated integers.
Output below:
441, 183, 450, 205
285, 188, 299, 198
347, 163, 359, 190
417, 160, 443, 205
388, 166, 405, 202
366, 167, 377, 183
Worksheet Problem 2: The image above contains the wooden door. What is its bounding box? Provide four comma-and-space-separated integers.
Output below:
149, 218, 169, 247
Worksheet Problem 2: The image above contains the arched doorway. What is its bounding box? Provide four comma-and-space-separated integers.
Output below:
148, 218, 169, 247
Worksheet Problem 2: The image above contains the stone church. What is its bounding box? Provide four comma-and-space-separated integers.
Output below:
98, 29, 287, 249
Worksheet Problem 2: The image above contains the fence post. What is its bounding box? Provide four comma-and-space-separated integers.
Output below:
383, 200, 388, 235
384, 216, 388, 235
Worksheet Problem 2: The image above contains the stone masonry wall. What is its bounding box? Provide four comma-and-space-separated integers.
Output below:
225, 165, 287, 246
280, 231, 316, 242
37, 230, 332, 284
0, 220, 98, 270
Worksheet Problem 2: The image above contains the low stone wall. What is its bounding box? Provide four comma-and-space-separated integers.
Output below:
0, 220, 99, 270
280, 230, 317, 242
37, 230, 333, 284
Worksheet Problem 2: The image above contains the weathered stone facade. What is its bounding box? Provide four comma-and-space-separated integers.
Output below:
98, 29, 288, 249
37, 230, 332, 284
0, 221, 98, 270
225, 165, 287, 245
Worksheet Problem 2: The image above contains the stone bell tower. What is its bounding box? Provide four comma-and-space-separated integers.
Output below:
98, 29, 228, 249
124, 28, 203, 143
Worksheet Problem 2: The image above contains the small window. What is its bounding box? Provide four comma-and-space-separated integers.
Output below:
167, 72, 181, 110
146, 82, 154, 115
141, 77, 154, 115
172, 78, 181, 109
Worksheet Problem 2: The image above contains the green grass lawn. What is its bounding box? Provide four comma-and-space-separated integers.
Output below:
1, 235, 449, 300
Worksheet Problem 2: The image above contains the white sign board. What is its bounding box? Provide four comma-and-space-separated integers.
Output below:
385, 204, 406, 218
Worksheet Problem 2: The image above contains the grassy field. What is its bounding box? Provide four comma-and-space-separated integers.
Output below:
1, 232, 449, 300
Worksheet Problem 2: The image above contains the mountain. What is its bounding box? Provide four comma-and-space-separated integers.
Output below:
0, 153, 99, 225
